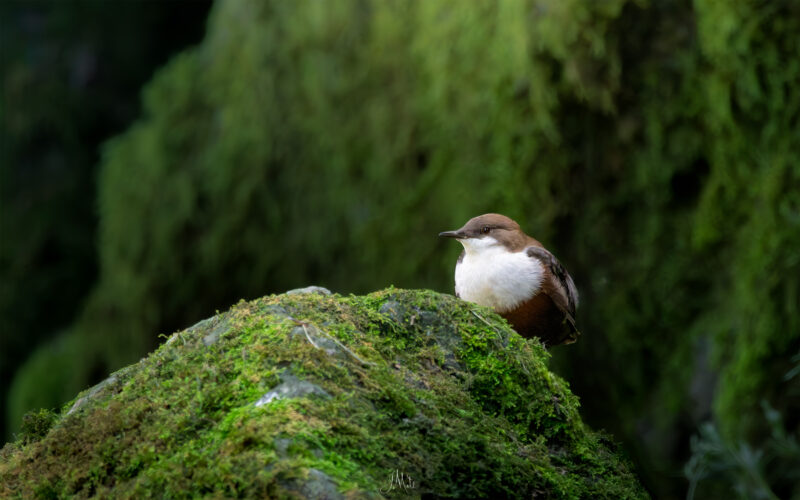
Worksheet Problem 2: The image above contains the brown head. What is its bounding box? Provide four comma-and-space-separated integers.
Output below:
439, 213, 531, 253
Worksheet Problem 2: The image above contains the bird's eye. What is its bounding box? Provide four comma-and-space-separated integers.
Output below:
481, 226, 491, 234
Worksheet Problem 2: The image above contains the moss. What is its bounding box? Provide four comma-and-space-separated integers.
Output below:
18, 409, 57, 445
0, 289, 644, 498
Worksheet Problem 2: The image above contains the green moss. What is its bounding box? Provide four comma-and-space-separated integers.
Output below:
0, 289, 644, 498
18, 409, 57, 445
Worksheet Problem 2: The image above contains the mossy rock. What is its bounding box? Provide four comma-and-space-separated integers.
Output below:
0, 288, 646, 498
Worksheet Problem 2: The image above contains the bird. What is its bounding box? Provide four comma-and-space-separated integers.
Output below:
439, 213, 579, 347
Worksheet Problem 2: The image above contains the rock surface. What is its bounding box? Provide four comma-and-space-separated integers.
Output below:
0, 288, 646, 498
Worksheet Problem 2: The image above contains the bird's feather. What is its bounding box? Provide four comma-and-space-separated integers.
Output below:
455, 250, 465, 298
525, 246, 579, 319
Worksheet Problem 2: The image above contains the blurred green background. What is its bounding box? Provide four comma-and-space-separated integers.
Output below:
2, 0, 799, 498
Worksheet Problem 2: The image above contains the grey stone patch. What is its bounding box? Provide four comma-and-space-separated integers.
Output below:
290, 323, 374, 366
421, 321, 464, 372
417, 310, 439, 328
379, 300, 407, 323
254, 373, 330, 407
66, 365, 132, 416
274, 437, 291, 457
290, 324, 342, 357
197, 316, 231, 346
442, 351, 462, 372
282, 468, 344, 500
285, 286, 332, 296
186, 316, 214, 334
173, 315, 232, 346
165, 332, 181, 346
260, 304, 291, 318
379, 299, 442, 330
166, 317, 213, 345
380, 298, 465, 372
67, 376, 116, 415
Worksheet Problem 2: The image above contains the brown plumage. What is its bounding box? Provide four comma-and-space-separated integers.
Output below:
440, 213, 579, 347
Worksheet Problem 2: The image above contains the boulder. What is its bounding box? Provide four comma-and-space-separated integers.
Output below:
0, 288, 645, 498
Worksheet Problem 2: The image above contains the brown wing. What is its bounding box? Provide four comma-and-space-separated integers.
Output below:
525, 246, 579, 331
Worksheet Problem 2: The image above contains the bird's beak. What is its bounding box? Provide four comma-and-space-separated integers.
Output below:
438, 230, 466, 239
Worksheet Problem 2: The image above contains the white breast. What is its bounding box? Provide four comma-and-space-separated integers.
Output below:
455, 246, 544, 313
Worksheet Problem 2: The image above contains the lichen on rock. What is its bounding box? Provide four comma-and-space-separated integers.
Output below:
0, 288, 646, 498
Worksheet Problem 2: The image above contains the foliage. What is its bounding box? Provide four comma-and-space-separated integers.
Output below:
0, 289, 646, 498
6, 0, 800, 496
0, 0, 211, 440
686, 401, 800, 500
18, 409, 57, 446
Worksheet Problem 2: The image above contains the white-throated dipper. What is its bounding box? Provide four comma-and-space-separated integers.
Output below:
439, 213, 579, 347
